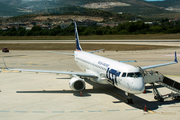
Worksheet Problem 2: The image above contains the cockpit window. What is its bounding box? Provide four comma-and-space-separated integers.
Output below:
127, 72, 142, 77
127, 73, 134, 77
122, 73, 126, 77
135, 72, 142, 77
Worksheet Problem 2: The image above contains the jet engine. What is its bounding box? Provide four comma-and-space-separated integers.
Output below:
69, 77, 85, 91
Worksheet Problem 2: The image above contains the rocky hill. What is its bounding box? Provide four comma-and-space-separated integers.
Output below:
0, 0, 178, 17
6, 7, 137, 23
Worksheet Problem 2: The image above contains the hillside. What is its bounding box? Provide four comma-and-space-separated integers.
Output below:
142, 0, 180, 8
143, 0, 180, 12
0, 0, 177, 17
6, 7, 137, 22
0, 2, 25, 16
107, 0, 173, 15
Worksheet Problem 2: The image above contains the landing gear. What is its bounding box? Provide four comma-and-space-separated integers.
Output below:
152, 83, 164, 102
127, 93, 133, 104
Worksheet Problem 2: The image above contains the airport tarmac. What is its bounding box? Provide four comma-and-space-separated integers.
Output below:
0, 48, 180, 120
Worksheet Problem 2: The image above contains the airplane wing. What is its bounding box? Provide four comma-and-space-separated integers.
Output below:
5, 68, 98, 78
45, 49, 105, 55
89, 49, 105, 53
141, 51, 178, 70
120, 60, 137, 63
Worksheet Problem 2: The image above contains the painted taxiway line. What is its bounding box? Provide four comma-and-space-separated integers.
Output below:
0, 109, 121, 114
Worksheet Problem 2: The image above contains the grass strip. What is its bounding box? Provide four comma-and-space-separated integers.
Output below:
0, 43, 178, 51
1, 34, 180, 40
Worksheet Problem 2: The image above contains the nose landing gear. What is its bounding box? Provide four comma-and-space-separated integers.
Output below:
127, 93, 133, 104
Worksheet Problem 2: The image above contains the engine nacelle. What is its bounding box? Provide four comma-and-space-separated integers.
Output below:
69, 77, 85, 91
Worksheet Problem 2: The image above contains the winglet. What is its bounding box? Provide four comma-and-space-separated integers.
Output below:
174, 51, 178, 63
74, 21, 82, 51
2, 57, 8, 69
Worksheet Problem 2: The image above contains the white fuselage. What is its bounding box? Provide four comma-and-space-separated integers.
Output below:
74, 51, 145, 94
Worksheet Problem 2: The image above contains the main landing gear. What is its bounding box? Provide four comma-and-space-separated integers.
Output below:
127, 93, 133, 104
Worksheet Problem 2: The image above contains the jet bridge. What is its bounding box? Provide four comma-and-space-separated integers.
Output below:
138, 67, 180, 101
158, 76, 180, 93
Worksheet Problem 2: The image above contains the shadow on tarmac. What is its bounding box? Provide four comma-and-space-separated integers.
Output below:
16, 79, 180, 111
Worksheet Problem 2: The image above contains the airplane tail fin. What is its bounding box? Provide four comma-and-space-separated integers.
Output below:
74, 21, 82, 51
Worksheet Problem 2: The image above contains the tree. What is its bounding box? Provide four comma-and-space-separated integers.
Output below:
10, 26, 16, 32
17, 27, 26, 36
31, 26, 42, 32
0, 29, 3, 36
149, 26, 163, 33
119, 30, 129, 35
96, 28, 103, 35
82, 28, 92, 35
25, 30, 32, 36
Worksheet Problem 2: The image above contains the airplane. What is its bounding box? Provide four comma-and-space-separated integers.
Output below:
5, 21, 178, 104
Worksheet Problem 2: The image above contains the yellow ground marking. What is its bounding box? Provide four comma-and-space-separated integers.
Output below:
1, 70, 20, 73
148, 110, 156, 114
1, 67, 20, 73
1, 71, 10, 73
12, 71, 21, 73
2, 67, 6, 71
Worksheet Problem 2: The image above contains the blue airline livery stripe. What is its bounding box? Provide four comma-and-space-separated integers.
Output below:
74, 22, 82, 51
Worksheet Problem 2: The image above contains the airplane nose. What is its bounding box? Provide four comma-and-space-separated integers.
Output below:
131, 78, 145, 93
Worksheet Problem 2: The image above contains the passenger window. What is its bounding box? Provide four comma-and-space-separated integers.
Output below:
122, 73, 126, 77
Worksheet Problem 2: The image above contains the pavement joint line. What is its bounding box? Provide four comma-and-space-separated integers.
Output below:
52, 111, 65, 113
15, 111, 28, 113
107, 109, 120, 112
89, 110, 101, 112
0, 111, 10, 113
70, 111, 83, 113
2, 108, 177, 114
125, 109, 138, 111
32, 111, 45, 113
0, 110, 125, 114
